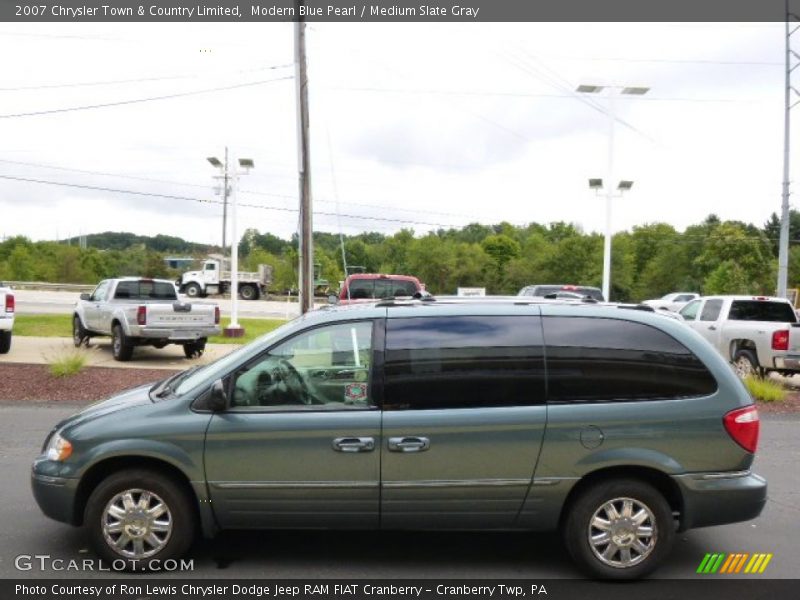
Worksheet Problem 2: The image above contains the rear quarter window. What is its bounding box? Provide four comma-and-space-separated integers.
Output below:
728, 300, 797, 323
542, 316, 717, 403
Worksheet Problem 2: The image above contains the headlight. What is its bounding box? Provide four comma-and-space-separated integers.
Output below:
45, 432, 73, 462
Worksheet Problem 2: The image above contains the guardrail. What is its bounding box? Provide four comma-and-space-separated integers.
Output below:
0, 281, 95, 292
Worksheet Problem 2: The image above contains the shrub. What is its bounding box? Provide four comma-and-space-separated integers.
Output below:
743, 376, 786, 403
48, 348, 90, 378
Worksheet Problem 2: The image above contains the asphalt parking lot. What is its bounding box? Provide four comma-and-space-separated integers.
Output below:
0, 404, 796, 580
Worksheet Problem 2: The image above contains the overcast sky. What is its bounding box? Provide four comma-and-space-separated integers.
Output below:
0, 22, 793, 246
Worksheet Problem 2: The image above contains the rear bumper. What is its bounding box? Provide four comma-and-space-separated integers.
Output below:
674, 470, 767, 531
772, 355, 800, 370
0, 314, 13, 331
129, 325, 220, 341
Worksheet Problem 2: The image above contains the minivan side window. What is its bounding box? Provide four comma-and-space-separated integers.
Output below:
543, 317, 717, 403
383, 316, 546, 410
230, 321, 374, 410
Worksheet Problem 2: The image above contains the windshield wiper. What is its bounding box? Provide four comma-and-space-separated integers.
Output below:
150, 366, 201, 400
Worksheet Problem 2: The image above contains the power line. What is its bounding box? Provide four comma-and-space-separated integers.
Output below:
0, 157, 484, 221
0, 75, 294, 119
0, 63, 294, 92
0, 173, 465, 228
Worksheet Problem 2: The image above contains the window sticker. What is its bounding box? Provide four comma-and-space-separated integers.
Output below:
344, 382, 368, 403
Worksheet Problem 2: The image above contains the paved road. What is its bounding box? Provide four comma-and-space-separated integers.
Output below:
11, 289, 316, 320
0, 404, 796, 580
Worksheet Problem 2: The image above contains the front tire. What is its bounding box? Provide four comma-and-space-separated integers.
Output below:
0, 330, 10, 354
84, 469, 195, 571
184, 283, 202, 298
562, 479, 675, 580
111, 324, 134, 362
73, 315, 89, 347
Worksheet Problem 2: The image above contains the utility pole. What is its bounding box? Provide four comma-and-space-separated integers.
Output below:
222, 146, 229, 254
779, 1, 800, 298
295, 9, 314, 314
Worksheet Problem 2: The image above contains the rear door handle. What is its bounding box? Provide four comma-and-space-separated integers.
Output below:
388, 437, 430, 453
332, 437, 375, 453
708, 325, 717, 330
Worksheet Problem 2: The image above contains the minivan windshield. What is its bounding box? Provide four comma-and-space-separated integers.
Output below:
172, 320, 297, 396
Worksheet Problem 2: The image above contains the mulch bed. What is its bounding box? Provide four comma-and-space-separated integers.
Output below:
0, 363, 179, 402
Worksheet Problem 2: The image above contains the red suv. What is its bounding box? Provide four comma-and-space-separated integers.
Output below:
338, 274, 423, 305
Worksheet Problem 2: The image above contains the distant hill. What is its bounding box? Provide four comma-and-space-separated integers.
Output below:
62, 231, 220, 255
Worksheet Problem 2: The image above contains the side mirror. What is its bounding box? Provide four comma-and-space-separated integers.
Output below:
194, 379, 228, 412
328, 294, 339, 305
80, 293, 91, 301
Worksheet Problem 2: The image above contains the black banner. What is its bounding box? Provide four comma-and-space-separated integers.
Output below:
2, 0, 800, 23
2, 579, 798, 600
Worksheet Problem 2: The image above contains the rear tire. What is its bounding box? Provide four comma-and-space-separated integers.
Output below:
0, 330, 10, 354
84, 469, 195, 572
112, 324, 134, 362
183, 338, 206, 359
733, 349, 762, 379
239, 284, 259, 301
562, 478, 675, 580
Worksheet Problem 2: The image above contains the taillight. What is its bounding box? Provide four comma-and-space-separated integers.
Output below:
136, 305, 147, 326
723, 405, 760, 453
214, 306, 220, 325
772, 330, 789, 351
4, 294, 13, 313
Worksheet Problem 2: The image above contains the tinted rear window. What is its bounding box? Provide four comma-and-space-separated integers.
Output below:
543, 316, 717, 403
347, 278, 418, 300
114, 281, 177, 301
384, 316, 546, 410
728, 300, 797, 323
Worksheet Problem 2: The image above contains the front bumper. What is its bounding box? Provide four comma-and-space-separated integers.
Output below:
31, 463, 80, 525
674, 470, 767, 531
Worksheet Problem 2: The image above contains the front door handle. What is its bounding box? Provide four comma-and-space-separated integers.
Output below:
388, 436, 430, 453
708, 325, 717, 330
332, 437, 375, 453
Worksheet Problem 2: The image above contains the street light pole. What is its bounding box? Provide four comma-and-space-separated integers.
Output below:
603, 90, 616, 303
207, 154, 253, 337
578, 84, 649, 301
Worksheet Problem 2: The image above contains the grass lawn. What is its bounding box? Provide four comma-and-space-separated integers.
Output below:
14, 314, 286, 345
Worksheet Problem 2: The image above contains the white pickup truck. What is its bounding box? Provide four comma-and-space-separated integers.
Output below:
0, 283, 14, 354
73, 278, 220, 362
679, 295, 800, 377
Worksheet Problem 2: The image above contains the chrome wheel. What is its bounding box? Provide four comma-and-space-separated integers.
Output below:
102, 489, 172, 559
588, 497, 657, 569
734, 356, 755, 378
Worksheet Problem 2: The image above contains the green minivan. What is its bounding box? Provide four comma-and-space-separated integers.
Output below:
32, 300, 766, 579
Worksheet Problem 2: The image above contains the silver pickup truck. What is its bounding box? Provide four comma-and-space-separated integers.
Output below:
73, 278, 220, 361
679, 294, 800, 377
0, 283, 14, 354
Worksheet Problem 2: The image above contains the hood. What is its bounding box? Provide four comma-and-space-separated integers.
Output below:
54, 383, 154, 433
182, 270, 201, 280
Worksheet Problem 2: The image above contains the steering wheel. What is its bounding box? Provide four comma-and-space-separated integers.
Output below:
275, 359, 315, 404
